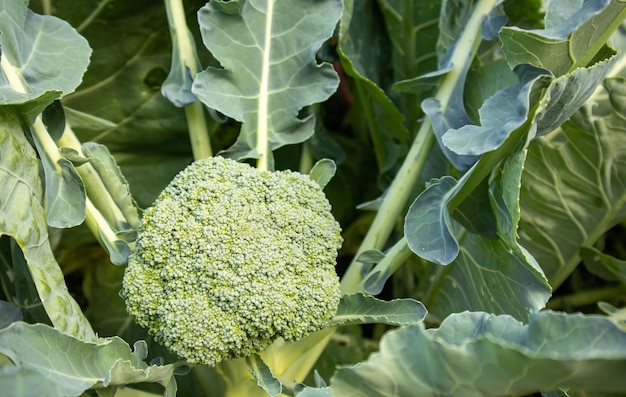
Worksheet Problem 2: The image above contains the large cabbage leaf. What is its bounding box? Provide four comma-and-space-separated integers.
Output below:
191, 0, 341, 169
298, 311, 626, 396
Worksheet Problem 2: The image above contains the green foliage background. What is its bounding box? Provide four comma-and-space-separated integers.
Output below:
1, 0, 626, 396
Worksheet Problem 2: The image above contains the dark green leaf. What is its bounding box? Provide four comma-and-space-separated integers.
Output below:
338, 0, 409, 180
581, 246, 626, 283
0, 300, 22, 329
41, 101, 66, 141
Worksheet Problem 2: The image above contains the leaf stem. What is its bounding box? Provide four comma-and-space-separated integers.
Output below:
164, 0, 212, 160
57, 127, 129, 229
340, 0, 499, 294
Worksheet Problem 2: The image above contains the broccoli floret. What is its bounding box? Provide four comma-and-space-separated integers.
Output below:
122, 156, 342, 366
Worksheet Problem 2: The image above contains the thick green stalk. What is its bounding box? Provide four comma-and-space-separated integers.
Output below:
340, 0, 499, 294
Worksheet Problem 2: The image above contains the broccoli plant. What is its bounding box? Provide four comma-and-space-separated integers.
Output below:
2, 0, 626, 397
123, 156, 343, 366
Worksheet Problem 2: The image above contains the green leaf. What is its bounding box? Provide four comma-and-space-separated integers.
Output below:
31, 131, 86, 228
324, 311, 626, 396
500, 0, 626, 76
0, 300, 22, 329
309, 159, 336, 190
0, 0, 91, 103
338, 0, 409, 181
441, 64, 550, 156
0, 107, 95, 341
354, 249, 385, 264
329, 293, 426, 327
411, 150, 551, 321
377, 0, 440, 83
0, 365, 64, 397
581, 246, 626, 283
192, 0, 341, 167
81, 142, 141, 231
0, 322, 177, 397
57, 0, 207, 157
63, 107, 116, 132
404, 175, 458, 265
246, 354, 282, 397
519, 77, 626, 287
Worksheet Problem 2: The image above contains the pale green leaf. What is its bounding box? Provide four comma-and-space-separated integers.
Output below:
0, 0, 91, 104
0, 322, 177, 397
63, 107, 116, 132
0, 107, 95, 341
329, 293, 426, 327
324, 311, 626, 397
410, 150, 551, 321
404, 176, 458, 265
308, 159, 336, 190
354, 249, 385, 264
500, 0, 625, 76
519, 77, 626, 287
192, 0, 341, 167
0, 365, 64, 397
32, 131, 86, 228
246, 354, 282, 397
82, 142, 141, 231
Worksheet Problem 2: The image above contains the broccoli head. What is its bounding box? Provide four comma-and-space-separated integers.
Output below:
122, 156, 343, 366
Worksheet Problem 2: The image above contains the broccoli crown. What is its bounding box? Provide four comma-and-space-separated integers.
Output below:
122, 156, 342, 366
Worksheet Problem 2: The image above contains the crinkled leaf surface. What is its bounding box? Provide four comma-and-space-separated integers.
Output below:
0, 322, 177, 397
500, 0, 625, 76
329, 293, 426, 327
413, 151, 550, 322
320, 311, 626, 397
519, 77, 626, 287
443, 55, 616, 156
192, 0, 341, 165
0, 108, 95, 342
0, 0, 91, 104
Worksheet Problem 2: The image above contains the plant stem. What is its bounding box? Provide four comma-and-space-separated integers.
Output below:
340, 0, 499, 294
546, 286, 626, 310
164, 0, 212, 160
355, 237, 413, 293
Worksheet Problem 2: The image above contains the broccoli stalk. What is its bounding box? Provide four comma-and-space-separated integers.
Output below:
122, 156, 343, 367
